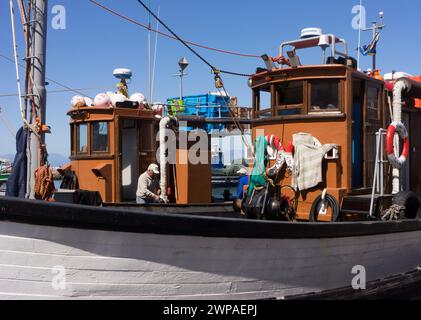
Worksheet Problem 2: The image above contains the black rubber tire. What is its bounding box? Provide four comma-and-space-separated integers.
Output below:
309, 194, 341, 223
393, 191, 420, 219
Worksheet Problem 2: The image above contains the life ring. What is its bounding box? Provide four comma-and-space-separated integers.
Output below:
265, 135, 295, 177
386, 121, 409, 169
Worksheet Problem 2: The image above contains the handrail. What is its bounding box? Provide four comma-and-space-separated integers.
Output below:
369, 128, 387, 218
280, 34, 349, 65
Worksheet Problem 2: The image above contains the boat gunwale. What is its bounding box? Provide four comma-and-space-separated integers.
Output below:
1, 197, 421, 239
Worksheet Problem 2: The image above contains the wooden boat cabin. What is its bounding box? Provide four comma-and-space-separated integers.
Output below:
63, 66, 230, 205
248, 29, 421, 221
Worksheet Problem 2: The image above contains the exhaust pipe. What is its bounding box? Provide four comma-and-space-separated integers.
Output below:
159, 116, 177, 203
391, 78, 421, 194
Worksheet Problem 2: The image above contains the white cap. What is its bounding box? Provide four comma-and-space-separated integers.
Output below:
148, 164, 160, 174
236, 167, 248, 175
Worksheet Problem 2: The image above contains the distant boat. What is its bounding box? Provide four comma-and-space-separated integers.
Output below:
0, 160, 12, 197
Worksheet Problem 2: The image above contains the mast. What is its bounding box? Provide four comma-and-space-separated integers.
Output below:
27, 0, 48, 198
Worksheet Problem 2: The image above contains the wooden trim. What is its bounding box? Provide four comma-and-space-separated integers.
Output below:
76, 122, 89, 156
253, 113, 347, 125
69, 155, 115, 161
270, 84, 276, 116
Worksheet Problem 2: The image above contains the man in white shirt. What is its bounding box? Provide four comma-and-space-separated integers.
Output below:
136, 164, 161, 204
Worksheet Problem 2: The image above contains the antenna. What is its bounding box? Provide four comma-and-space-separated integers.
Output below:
361, 9, 385, 71
148, 0, 152, 103
151, 5, 160, 104
357, 0, 363, 70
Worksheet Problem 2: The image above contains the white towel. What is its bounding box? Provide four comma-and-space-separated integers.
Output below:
292, 133, 335, 191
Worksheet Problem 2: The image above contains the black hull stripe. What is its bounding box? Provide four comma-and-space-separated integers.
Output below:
1, 197, 421, 239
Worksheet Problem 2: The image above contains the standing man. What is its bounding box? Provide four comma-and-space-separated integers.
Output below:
136, 164, 161, 204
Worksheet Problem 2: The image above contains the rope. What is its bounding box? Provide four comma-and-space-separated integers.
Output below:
381, 204, 405, 221
9, 0, 28, 127
34, 165, 56, 201
88, 0, 260, 59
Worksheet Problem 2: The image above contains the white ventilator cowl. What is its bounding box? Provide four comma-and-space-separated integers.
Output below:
84, 97, 94, 107
94, 93, 111, 107
110, 93, 127, 107
152, 104, 163, 113
71, 95, 85, 107
130, 93, 147, 105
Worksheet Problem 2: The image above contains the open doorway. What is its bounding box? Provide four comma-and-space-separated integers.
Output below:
352, 79, 364, 189
120, 119, 139, 202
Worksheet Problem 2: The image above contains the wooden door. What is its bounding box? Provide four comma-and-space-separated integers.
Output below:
410, 112, 421, 195
364, 84, 382, 188
139, 121, 158, 174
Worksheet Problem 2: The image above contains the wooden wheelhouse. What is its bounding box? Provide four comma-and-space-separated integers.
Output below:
249, 63, 421, 220
65, 106, 158, 203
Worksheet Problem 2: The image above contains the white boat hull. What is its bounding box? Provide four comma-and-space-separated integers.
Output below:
1, 219, 421, 300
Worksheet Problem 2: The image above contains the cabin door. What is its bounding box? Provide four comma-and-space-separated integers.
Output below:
363, 84, 382, 188
352, 79, 364, 189
138, 122, 157, 175
120, 119, 139, 201
409, 112, 421, 195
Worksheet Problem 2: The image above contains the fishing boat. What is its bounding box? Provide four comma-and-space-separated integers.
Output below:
0, 159, 12, 197
1, 1, 421, 300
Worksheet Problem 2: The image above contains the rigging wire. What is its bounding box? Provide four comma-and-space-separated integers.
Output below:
135, 0, 252, 77
0, 87, 110, 98
0, 53, 97, 99
151, 5, 160, 104
0, 107, 17, 138
135, 0, 255, 155
88, 0, 260, 60
9, 0, 31, 130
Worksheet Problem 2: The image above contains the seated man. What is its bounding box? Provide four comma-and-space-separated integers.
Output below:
136, 164, 161, 204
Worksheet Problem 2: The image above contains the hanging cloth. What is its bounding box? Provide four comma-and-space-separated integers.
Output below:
6, 127, 28, 198
247, 136, 268, 197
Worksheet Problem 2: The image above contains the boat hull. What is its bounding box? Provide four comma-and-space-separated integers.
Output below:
1, 197, 421, 299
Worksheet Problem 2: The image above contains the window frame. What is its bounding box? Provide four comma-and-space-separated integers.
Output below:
366, 85, 381, 121
76, 123, 89, 155
274, 80, 307, 116
308, 79, 343, 114
91, 121, 110, 154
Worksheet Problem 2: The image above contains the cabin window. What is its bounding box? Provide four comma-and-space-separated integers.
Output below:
367, 86, 380, 120
77, 123, 88, 154
256, 88, 272, 118
275, 81, 304, 116
309, 80, 340, 112
70, 124, 75, 155
92, 122, 109, 153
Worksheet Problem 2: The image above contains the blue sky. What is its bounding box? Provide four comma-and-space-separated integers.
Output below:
1, 0, 421, 157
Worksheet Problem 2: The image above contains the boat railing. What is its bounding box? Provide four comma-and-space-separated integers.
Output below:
369, 128, 388, 217
163, 103, 252, 120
